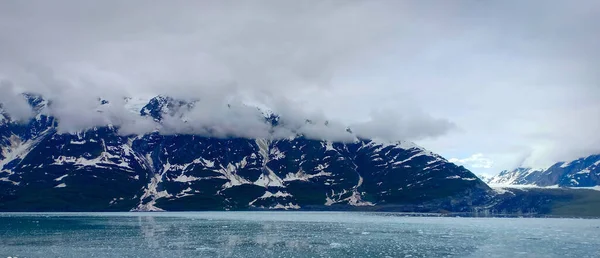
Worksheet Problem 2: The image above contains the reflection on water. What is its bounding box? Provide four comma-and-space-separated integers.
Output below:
0, 212, 599, 257
133, 215, 372, 257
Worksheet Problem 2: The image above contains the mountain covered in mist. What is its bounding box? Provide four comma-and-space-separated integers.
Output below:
0, 93, 494, 211
487, 154, 600, 187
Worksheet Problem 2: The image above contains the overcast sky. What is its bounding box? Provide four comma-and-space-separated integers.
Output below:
0, 0, 599, 175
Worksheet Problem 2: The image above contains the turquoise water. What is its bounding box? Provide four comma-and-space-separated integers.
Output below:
0, 212, 599, 257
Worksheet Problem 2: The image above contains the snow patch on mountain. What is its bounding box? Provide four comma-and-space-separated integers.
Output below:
220, 163, 252, 188
259, 191, 292, 199
253, 138, 285, 187
283, 169, 332, 182
254, 171, 284, 187
248, 190, 296, 208
133, 174, 172, 211
51, 142, 136, 172
270, 203, 301, 210
1, 130, 51, 174
54, 174, 69, 181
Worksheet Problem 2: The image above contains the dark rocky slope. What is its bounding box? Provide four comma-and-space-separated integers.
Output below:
0, 94, 490, 211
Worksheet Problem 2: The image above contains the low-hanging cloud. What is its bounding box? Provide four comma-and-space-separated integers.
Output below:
351, 110, 456, 141
449, 154, 494, 169
1, 0, 599, 171
0, 0, 455, 142
0, 79, 34, 122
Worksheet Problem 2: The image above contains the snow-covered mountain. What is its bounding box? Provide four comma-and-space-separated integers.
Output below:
487, 155, 600, 187
0, 94, 490, 211
487, 167, 547, 186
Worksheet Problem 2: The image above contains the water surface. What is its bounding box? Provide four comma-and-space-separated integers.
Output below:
1, 212, 599, 257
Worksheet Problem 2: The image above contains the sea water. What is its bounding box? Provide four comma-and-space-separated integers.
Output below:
0, 212, 599, 257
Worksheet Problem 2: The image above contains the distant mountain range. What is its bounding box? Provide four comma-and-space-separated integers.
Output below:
487, 154, 600, 187
0, 94, 491, 212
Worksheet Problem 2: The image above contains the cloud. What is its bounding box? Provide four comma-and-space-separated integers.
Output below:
0, 79, 34, 122
450, 154, 494, 169
0, 0, 599, 171
0, 0, 455, 141
351, 109, 456, 141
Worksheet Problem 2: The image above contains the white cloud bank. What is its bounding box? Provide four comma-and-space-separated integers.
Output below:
0, 0, 599, 173
450, 154, 494, 169
0, 0, 455, 142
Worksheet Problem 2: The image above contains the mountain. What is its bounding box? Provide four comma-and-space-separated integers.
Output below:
487, 167, 547, 185
487, 154, 600, 187
0, 94, 491, 212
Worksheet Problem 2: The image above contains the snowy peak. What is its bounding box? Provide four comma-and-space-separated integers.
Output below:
23, 93, 48, 112
140, 95, 197, 121
487, 167, 546, 186
487, 154, 600, 187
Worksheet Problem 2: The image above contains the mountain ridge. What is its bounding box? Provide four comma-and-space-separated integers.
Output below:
0, 93, 491, 212
487, 154, 600, 187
